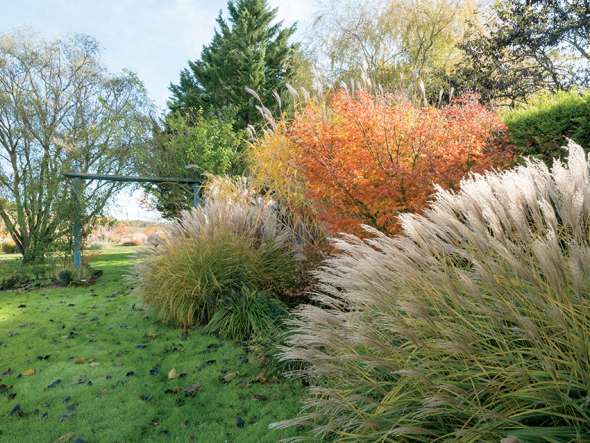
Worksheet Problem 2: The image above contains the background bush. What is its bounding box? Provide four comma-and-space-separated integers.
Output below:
503, 89, 590, 164
275, 141, 590, 441
136, 111, 246, 219
1, 240, 17, 254
136, 177, 300, 329
286, 90, 513, 235
248, 119, 327, 265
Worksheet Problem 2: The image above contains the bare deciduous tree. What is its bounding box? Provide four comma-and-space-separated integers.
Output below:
0, 31, 151, 262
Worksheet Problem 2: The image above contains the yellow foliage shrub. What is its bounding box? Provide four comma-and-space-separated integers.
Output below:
248, 121, 307, 210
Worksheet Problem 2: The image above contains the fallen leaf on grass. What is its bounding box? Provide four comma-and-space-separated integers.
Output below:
165, 383, 201, 397
0, 383, 13, 394
21, 368, 35, 376
73, 375, 90, 385
164, 386, 182, 395
53, 432, 74, 442
183, 383, 201, 397
8, 403, 23, 417
47, 379, 61, 388
254, 372, 267, 384
167, 368, 177, 379
222, 372, 238, 384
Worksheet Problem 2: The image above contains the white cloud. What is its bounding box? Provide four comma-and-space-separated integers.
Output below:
271, 0, 316, 27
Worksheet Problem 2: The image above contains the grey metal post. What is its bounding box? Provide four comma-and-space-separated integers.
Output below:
72, 162, 82, 268
192, 183, 201, 208
62, 172, 202, 257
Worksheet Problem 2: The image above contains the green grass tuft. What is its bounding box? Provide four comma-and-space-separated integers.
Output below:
205, 287, 289, 341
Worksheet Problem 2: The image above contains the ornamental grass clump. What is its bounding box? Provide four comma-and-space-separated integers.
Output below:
136, 176, 299, 328
275, 141, 590, 442
205, 287, 288, 340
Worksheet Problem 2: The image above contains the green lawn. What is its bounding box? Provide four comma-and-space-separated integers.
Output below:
0, 252, 24, 280
0, 248, 303, 442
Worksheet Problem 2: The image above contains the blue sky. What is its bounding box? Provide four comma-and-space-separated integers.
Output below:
3, 0, 315, 220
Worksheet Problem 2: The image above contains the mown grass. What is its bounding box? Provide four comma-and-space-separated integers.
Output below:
0, 253, 24, 280
0, 248, 303, 442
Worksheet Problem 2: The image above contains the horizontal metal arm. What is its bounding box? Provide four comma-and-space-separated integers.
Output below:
63, 172, 201, 185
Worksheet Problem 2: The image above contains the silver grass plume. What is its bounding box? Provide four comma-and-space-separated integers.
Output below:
272, 141, 590, 441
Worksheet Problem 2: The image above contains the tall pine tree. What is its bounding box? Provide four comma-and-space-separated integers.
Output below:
169, 0, 299, 129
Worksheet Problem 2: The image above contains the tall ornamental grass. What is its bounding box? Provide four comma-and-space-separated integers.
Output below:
275, 141, 590, 442
136, 177, 299, 327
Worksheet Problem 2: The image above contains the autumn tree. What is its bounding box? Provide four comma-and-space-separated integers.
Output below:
0, 32, 151, 262
286, 90, 512, 235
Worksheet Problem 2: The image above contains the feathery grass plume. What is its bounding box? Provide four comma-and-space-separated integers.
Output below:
135, 176, 299, 327
274, 141, 590, 441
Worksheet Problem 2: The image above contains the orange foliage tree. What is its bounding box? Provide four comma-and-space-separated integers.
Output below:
288, 91, 513, 235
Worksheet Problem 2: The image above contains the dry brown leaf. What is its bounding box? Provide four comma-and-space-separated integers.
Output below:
53, 432, 74, 443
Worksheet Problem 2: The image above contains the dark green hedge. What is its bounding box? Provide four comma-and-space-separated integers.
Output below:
502, 90, 590, 164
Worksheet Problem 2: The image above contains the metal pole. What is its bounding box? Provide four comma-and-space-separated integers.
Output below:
72, 162, 82, 268
192, 183, 201, 208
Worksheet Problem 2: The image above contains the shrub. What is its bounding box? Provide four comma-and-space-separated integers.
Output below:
1, 240, 17, 254
0, 263, 50, 290
120, 240, 140, 247
205, 287, 288, 340
136, 110, 246, 218
248, 120, 327, 262
136, 177, 300, 327
275, 141, 590, 441
288, 90, 513, 235
87, 242, 108, 250
56, 268, 74, 286
503, 89, 590, 164
0, 272, 31, 291
249, 121, 308, 212
55, 265, 101, 286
